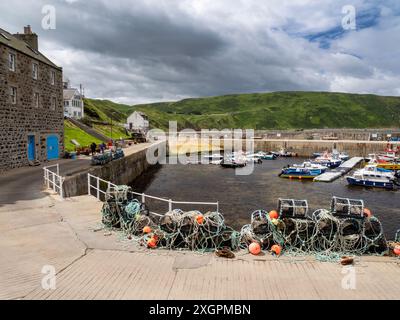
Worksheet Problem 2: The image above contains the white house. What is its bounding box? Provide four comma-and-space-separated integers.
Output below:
63, 81, 84, 119
125, 111, 149, 132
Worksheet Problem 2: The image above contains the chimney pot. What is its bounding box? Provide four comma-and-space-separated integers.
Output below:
24, 25, 32, 34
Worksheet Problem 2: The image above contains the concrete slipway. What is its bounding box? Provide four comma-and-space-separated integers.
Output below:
0, 192, 399, 300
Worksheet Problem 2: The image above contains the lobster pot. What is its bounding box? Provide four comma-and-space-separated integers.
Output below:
331, 197, 364, 217
363, 217, 388, 254
106, 185, 132, 202
250, 210, 270, 235
396, 230, 400, 242
278, 199, 308, 218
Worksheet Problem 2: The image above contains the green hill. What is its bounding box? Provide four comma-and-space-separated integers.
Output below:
84, 92, 400, 130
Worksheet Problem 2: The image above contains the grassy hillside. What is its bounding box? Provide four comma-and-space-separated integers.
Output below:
85, 92, 400, 130
64, 120, 102, 152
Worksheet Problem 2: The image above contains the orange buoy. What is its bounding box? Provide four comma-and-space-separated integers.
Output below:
394, 246, 400, 256
271, 244, 282, 256
143, 226, 152, 234
249, 242, 261, 255
196, 214, 204, 225
363, 208, 372, 218
147, 237, 157, 248
269, 210, 279, 220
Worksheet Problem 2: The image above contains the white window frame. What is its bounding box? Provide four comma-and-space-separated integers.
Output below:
50, 70, 56, 85
8, 53, 16, 72
51, 97, 57, 110
10, 87, 17, 104
34, 92, 40, 108
32, 62, 39, 80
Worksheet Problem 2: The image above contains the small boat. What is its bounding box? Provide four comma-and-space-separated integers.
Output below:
313, 150, 349, 161
274, 148, 298, 157
220, 158, 247, 168
292, 161, 328, 173
312, 151, 342, 168
255, 151, 276, 160
246, 154, 263, 164
279, 164, 325, 179
203, 154, 223, 161
346, 165, 399, 190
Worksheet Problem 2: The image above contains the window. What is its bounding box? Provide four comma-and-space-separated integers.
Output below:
50, 70, 56, 85
32, 63, 38, 80
34, 93, 39, 108
8, 53, 16, 71
51, 97, 56, 110
10, 87, 17, 104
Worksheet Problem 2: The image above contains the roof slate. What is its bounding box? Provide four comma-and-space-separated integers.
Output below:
0, 27, 61, 70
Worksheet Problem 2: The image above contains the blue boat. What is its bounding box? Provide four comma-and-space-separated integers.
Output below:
346, 165, 399, 190
279, 166, 324, 179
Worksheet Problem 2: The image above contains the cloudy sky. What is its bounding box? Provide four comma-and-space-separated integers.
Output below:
1, 0, 399, 104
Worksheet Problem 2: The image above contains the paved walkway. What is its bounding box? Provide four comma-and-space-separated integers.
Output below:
1, 191, 399, 300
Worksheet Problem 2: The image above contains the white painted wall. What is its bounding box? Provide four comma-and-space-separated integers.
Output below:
125, 111, 149, 131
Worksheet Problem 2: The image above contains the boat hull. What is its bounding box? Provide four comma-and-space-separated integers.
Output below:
377, 163, 400, 171
346, 177, 394, 190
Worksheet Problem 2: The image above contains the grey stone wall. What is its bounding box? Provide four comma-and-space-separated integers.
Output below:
0, 43, 64, 172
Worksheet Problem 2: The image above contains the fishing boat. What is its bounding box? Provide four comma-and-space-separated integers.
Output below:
346, 165, 399, 190
279, 163, 325, 179
312, 151, 342, 168
220, 158, 247, 168
245, 154, 263, 164
313, 150, 348, 161
292, 161, 328, 173
255, 151, 276, 160
273, 147, 298, 157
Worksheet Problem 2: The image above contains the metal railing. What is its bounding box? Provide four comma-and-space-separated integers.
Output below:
43, 164, 64, 199
87, 173, 219, 215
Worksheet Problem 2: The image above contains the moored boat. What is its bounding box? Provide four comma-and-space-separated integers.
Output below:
312, 151, 342, 169
279, 163, 325, 179
346, 165, 399, 190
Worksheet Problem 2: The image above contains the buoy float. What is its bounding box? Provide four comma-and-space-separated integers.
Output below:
249, 242, 261, 255
271, 244, 282, 256
394, 246, 400, 256
196, 214, 204, 225
143, 226, 152, 234
363, 208, 372, 218
147, 237, 157, 248
269, 210, 279, 220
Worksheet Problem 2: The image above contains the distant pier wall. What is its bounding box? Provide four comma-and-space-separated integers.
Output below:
251, 139, 400, 157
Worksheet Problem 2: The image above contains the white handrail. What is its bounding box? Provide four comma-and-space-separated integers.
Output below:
87, 173, 219, 214
43, 164, 64, 199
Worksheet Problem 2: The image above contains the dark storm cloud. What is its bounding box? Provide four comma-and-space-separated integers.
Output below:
0, 0, 399, 103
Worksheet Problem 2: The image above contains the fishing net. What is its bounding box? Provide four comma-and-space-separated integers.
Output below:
100, 189, 391, 260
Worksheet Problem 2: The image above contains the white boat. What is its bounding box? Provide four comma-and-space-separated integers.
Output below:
245, 154, 263, 164
346, 165, 398, 189
312, 151, 342, 168
292, 161, 328, 172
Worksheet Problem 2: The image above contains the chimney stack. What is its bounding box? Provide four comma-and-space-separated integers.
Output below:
13, 25, 38, 51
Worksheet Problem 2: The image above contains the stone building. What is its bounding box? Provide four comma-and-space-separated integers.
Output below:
0, 26, 63, 172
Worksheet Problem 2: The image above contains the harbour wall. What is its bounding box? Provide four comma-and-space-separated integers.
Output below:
63, 142, 164, 197
250, 139, 400, 157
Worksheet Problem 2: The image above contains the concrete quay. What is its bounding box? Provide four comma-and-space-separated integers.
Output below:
1, 192, 399, 300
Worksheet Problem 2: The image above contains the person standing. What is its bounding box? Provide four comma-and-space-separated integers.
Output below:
90, 142, 97, 156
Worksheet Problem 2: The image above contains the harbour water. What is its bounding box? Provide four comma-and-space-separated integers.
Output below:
130, 157, 400, 238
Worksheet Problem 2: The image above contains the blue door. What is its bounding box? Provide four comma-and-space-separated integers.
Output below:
28, 135, 35, 161
46, 135, 59, 160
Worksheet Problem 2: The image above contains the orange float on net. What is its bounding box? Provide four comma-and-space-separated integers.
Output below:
363, 208, 372, 218
249, 242, 261, 255
271, 244, 282, 256
196, 214, 204, 225
269, 210, 279, 220
147, 237, 157, 249
143, 226, 152, 234
394, 246, 400, 256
